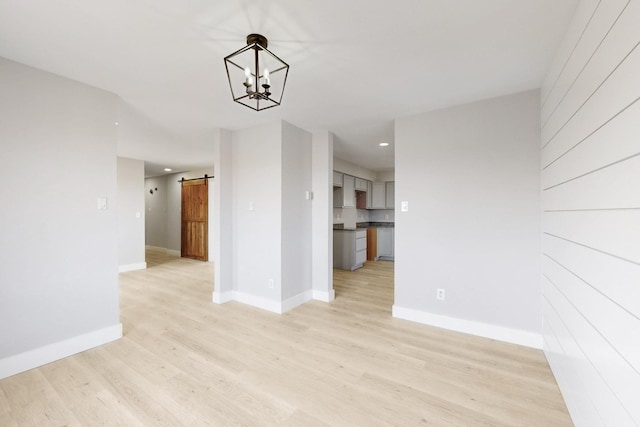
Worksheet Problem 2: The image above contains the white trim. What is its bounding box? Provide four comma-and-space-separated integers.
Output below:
392, 305, 542, 349
212, 290, 236, 304
0, 324, 122, 380
312, 289, 335, 302
234, 292, 283, 314
118, 262, 147, 273
212, 290, 314, 314
145, 245, 181, 256
281, 290, 313, 313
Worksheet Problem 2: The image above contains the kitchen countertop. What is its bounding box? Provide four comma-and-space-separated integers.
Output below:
333, 222, 394, 230
356, 222, 394, 228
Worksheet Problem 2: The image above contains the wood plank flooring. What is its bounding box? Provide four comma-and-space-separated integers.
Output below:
0, 249, 572, 426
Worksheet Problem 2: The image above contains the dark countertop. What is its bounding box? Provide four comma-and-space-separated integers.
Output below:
333, 222, 394, 230
356, 222, 394, 228
333, 225, 360, 231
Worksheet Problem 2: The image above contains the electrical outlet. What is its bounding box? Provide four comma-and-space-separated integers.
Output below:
437, 288, 445, 301
268, 279, 274, 289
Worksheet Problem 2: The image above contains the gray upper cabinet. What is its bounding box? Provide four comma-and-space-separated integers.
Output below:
371, 182, 386, 209
333, 171, 343, 187
354, 178, 368, 191
385, 182, 395, 209
342, 175, 355, 207
366, 181, 373, 209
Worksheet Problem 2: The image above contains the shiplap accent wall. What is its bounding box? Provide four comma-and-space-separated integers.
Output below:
540, 0, 640, 425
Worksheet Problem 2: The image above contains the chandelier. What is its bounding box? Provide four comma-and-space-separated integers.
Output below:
224, 34, 290, 111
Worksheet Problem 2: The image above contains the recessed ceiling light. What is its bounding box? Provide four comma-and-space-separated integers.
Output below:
164, 168, 172, 172
114, 122, 119, 126
379, 142, 389, 147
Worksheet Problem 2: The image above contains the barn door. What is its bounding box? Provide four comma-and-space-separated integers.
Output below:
181, 178, 208, 261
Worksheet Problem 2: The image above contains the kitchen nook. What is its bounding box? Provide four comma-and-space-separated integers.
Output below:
332, 168, 394, 271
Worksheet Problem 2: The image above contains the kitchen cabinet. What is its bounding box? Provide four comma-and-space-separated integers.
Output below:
355, 178, 368, 191
333, 171, 343, 187
385, 182, 395, 209
333, 229, 367, 270
370, 182, 386, 209
333, 174, 355, 207
342, 175, 355, 207
376, 227, 394, 260
366, 181, 373, 209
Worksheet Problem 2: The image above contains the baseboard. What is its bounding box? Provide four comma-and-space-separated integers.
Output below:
312, 289, 335, 302
0, 323, 123, 380
214, 290, 313, 314
281, 290, 313, 313
212, 290, 236, 304
118, 262, 147, 273
145, 245, 181, 256
392, 305, 542, 349
234, 292, 283, 314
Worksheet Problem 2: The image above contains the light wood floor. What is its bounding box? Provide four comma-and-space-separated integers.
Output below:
0, 249, 572, 426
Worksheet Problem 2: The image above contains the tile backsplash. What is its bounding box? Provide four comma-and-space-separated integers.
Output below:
334, 207, 394, 228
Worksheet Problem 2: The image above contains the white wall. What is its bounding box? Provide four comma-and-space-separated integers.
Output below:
232, 122, 283, 307
212, 128, 234, 302
312, 131, 334, 301
394, 90, 542, 348
0, 58, 121, 378
281, 122, 312, 302
144, 175, 168, 248
212, 121, 317, 312
540, 0, 640, 424
117, 157, 146, 271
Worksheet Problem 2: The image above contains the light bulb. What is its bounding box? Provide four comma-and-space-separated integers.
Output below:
263, 68, 270, 85
244, 67, 251, 78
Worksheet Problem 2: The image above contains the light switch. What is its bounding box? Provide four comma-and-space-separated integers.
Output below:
401, 201, 409, 212
305, 191, 313, 200
97, 197, 108, 210
249, 201, 255, 211
135, 211, 141, 218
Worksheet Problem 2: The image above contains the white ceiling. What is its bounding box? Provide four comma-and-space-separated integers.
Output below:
0, 0, 578, 173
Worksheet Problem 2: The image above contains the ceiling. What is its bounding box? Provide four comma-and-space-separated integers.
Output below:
0, 0, 578, 173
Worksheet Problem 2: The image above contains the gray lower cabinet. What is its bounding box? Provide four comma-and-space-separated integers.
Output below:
333, 229, 367, 270
376, 227, 394, 260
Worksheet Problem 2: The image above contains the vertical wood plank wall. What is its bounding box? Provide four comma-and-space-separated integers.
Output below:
540, 0, 640, 425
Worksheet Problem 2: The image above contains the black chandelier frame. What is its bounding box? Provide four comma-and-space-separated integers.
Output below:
224, 34, 290, 111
